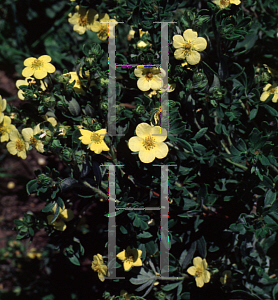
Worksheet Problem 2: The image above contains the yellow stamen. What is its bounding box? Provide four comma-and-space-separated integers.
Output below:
91, 133, 102, 144
31, 59, 43, 70
142, 136, 156, 150
79, 16, 88, 26
15, 139, 24, 151
0, 126, 5, 134
195, 267, 202, 277
30, 137, 38, 146
146, 72, 153, 79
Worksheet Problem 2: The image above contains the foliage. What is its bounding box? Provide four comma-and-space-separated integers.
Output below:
1, 0, 278, 299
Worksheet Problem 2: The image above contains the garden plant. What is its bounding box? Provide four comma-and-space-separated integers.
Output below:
1, 0, 278, 299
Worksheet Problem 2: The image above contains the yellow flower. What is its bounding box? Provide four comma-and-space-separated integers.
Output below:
91, 254, 109, 282
64, 71, 95, 94
120, 290, 132, 300
68, 6, 98, 35
91, 13, 117, 41
79, 128, 109, 154
137, 40, 148, 48
0, 116, 15, 142
220, 270, 233, 286
22, 55, 56, 80
0, 95, 7, 123
134, 67, 166, 92
260, 83, 278, 102
128, 27, 148, 40
116, 246, 143, 271
27, 248, 42, 260
173, 29, 207, 65
22, 124, 44, 153
154, 107, 161, 125
128, 123, 168, 163
6, 128, 29, 159
43, 116, 57, 127
212, 0, 241, 9
187, 257, 211, 288
16, 77, 47, 100
47, 203, 74, 231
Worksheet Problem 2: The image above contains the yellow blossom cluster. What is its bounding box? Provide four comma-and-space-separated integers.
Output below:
47, 203, 74, 231
91, 254, 110, 281
68, 6, 117, 41
0, 93, 47, 159
212, 0, 241, 9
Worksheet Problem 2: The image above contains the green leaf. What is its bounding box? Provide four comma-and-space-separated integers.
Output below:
50, 203, 60, 223
176, 138, 193, 152
68, 98, 81, 116
161, 281, 182, 291
197, 236, 207, 258
145, 241, 158, 256
137, 232, 152, 238
68, 255, 80, 266
263, 104, 278, 117
26, 179, 38, 195
264, 190, 276, 207
120, 225, 128, 234
192, 128, 208, 140
42, 202, 55, 213
272, 282, 278, 299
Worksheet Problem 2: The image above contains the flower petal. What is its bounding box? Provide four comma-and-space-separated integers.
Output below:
151, 126, 167, 142
22, 128, 33, 143
174, 49, 186, 60
154, 142, 168, 159
22, 67, 34, 77
6, 141, 17, 155
230, 0, 241, 4
61, 208, 74, 221
34, 69, 47, 80
123, 260, 133, 271
187, 266, 196, 276
137, 77, 150, 91
39, 55, 52, 63
260, 91, 270, 102
193, 257, 203, 268
134, 67, 144, 78
139, 147, 156, 163
186, 51, 201, 65
136, 123, 152, 138
44, 63, 56, 73
117, 250, 126, 261
195, 276, 204, 288
183, 29, 198, 43
24, 57, 36, 67
128, 136, 143, 152
173, 35, 185, 49
202, 270, 211, 283
150, 77, 162, 91
193, 37, 207, 52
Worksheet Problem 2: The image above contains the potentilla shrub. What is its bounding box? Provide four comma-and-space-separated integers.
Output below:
0, 0, 278, 299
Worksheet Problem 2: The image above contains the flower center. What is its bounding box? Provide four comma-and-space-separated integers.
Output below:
220, 0, 230, 7
31, 59, 43, 70
146, 72, 153, 79
99, 25, 108, 37
79, 16, 88, 26
126, 255, 134, 262
15, 139, 25, 151
91, 133, 102, 144
195, 267, 203, 277
142, 136, 156, 150
30, 136, 38, 146
270, 87, 276, 93
0, 125, 5, 135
